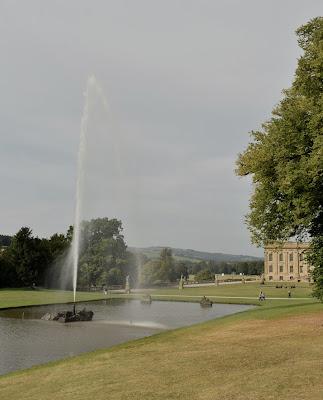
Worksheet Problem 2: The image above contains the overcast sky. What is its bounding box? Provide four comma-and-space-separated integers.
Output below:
1, 1, 322, 256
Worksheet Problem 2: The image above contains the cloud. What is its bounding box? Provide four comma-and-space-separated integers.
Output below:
0, 0, 321, 255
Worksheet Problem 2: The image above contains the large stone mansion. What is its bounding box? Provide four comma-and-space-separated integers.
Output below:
264, 242, 312, 282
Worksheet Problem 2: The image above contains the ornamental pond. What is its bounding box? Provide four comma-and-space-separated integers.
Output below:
0, 299, 253, 375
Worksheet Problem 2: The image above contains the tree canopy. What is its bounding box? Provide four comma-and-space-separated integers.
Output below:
236, 17, 323, 298
139, 248, 176, 286
1, 227, 71, 288
78, 218, 130, 288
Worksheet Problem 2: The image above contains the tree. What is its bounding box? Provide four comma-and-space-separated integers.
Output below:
138, 249, 177, 286
0, 218, 134, 289
236, 18, 323, 298
8, 227, 50, 286
159, 248, 176, 282
139, 260, 161, 286
0, 251, 17, 287
195, 269, 213, 282
0, 235, 12, 248
106, 267, 124, 286
77, 218, 129, 288
174, 261, 189, 279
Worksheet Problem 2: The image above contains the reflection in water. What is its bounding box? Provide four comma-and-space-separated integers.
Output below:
0, 299, 253, 375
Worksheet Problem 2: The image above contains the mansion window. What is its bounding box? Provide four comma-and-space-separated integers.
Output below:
279, 276, 284, 281
279, 265, 284, 273
269, 276, 273, 280
269, 265, 273, 273
290, 266, 293, 273
279, 253, 283, 262
268, 253, 273, 261
289, 253, 293, 262
299, 253, 304, 261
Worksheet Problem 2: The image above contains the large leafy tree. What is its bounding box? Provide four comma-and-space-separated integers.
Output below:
78, 218, 129, 288
159, 247, 176, 282
0, 235, 12, 247
139, 248, 176, 286
8, 227, 51, 286
236, 17, 323, 298
0, 251, 17, 287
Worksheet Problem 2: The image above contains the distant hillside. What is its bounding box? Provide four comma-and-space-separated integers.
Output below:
129, 246, 262, 263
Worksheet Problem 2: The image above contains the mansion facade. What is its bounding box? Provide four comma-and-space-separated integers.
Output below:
264, 242, 312, 282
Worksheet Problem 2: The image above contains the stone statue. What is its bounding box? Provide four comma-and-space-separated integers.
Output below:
214, 274, 219, 286
260, 274, 265, 285
179, 274, 184, 290
125, 275, 131, 294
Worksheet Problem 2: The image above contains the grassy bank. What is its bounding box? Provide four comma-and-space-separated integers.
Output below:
0, 282, 316, 309
1, 298, 323, 399
112, 281, 315, 306
151, 281, 313, 299
0, 288, 107, 309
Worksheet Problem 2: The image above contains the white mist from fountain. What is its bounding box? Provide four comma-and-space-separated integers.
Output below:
71, 75, 117, 303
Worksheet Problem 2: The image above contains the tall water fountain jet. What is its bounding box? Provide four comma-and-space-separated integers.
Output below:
71, 78, 90, 302
72, 75, 98, 303
71, 75, 113, 303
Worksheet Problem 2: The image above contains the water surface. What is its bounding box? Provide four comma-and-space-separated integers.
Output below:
0, 299, 252, 375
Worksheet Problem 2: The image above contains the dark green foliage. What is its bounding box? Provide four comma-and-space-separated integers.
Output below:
159, 248, 176, 282
0, 227, 71, 288
8, 228, 50, 286
0, 251, 17, 287
174, 261, 189, 279
0, 218, 140, 289
309, 236, 323, 300
139, 248, 176, 286
0, 219, 263, 289
0, 235, 12, 247
106, 268, 124, 285
195, 269, 214, 282
190, 260, 263, 276
78, 218, 136, 289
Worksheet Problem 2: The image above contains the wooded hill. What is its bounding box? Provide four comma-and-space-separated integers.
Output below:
129, 246, 262, 263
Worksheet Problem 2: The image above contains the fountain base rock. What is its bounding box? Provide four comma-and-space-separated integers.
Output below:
42, 308, 94, 323
199, 296, 213, 307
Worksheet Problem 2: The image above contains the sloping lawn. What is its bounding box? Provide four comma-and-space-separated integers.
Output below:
1, 301, 323, 400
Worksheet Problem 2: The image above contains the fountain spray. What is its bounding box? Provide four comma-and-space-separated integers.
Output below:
71, 76, 93, 303
71, 75, 116, 303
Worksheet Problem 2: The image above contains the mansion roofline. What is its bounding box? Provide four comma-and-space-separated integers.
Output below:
265, 241, 310, 250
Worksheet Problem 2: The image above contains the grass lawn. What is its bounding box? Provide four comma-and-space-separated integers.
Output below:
152, 281, 313, 298
0, 282, 314, 309
0, 299, 323, 399
0, 284, 322, 399
147, 281, 314, 305
109, 281, 314, 306
0, 288, 107, 309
